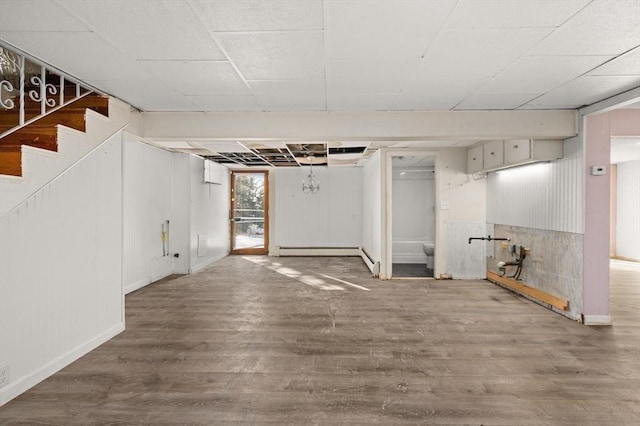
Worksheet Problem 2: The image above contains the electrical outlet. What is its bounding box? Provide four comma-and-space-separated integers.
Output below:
0, 363, 9, 388
440, 202, 450, 210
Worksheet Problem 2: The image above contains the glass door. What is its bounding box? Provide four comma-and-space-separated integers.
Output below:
230, 171, 268, 254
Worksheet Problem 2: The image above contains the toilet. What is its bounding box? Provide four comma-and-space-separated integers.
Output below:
422, 242, 434, 270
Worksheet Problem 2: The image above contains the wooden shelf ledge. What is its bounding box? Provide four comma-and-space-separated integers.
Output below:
487, 271, 569, 312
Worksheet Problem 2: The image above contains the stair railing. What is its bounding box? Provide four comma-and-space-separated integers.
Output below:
0, 40, 100, 139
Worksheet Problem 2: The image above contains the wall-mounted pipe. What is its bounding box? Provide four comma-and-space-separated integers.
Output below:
468, 235, 510, 244
497, 245, 527, 279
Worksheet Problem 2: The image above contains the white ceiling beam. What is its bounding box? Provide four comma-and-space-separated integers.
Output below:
142, 110, 577, 141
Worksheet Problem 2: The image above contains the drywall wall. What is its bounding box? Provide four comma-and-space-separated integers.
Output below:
274, 166, 362, 247
362, 151, 383, 263
437, 148, 487, 279
189, 155, 230, 272
0, 132, 124, 406
123, 139, 175, 294
616, 160, 640, 261
391, 169, 435, 263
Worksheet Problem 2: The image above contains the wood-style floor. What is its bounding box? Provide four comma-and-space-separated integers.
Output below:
1, 256, 638, 425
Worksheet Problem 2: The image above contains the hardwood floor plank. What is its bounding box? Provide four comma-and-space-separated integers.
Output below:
0, 256, 638, 425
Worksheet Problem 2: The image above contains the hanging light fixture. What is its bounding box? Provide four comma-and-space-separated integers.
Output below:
301, 155, 320, 194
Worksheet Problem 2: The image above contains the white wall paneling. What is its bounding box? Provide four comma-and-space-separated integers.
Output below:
0, 133, 124, 406
171, 154, 191, 274
616, 160, 640, 260
487, 136, 584, 233
274, 166, 362, 248
123, 139, 175, 294
189, 156, 230, 272
362, 150, 383, 267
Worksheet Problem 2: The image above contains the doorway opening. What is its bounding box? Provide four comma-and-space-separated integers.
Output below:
230, 171, 269, 255
391, 155, 436, 278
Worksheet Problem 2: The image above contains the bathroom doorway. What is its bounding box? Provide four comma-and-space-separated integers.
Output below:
391, 155, 436, 278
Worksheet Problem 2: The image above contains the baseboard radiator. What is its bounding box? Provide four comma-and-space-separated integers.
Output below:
274, 246, 360, 257
359, 246, 380, 277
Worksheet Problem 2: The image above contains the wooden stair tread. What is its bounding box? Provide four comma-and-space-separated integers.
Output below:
0, 92, 110, 177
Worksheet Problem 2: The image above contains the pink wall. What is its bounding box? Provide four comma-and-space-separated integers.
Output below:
583, 113, 611, 317
583, 108, 640, 319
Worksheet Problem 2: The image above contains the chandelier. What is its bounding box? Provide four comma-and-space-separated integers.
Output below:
301, 155, 320, 194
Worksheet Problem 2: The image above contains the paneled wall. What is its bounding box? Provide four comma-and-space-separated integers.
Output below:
189, 155, 230, 272
0, 133, 124, 405
362, 151, 383, 262
274, 166, 362, 248
123, 140, 175, 293
487, 137, 583, 233
616, 160, 640, 260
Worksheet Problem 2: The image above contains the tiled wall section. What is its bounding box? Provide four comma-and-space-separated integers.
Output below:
488, 225, 583, 320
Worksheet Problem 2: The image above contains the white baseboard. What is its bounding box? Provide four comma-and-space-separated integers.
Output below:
0, 322, 124, 407
582, 315, 612, 325
275, 247, 359, 257
359, 247, 380, 277
124, 278, 152, 295
190, 252, 227, 274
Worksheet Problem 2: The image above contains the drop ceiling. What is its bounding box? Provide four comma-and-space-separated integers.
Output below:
1, 0, 639, 165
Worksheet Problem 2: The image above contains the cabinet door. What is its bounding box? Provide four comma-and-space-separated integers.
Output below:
504, 139, 531, 164
483, 140, 504, 169
467, 145, 483, 173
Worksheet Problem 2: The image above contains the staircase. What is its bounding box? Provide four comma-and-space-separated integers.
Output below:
0, 93, 110, 176
0, 94, 131, 218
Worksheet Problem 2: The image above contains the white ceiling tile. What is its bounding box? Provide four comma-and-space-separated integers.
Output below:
522, 75, 640, 109
325, 0, 456, 59
479, 55, 613, 94
327, 60, 412, 93
0, 31, 147, 81
326, 93, 399, 111
58, 0, 225, 60
0, 0, 90, 31
529, 0, 640, 56
422, 28, 553, 79
455, 93, 540, 110
447, 0, 590, 29
250, 80, 325, 110
216, 32, 324, 80
142, 61, 250, 96
589, 47, 640, 76
186, 94, 260, 111
195, 0, 323, 31
91, 77, 197, 111
394, 78, 488, 110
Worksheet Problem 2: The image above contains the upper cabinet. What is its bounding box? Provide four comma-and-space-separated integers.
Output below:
482, 139, 504, 170
466, 145, 484, 174
467, 139, 563, 173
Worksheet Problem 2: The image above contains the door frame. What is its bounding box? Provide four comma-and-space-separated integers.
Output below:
230, 170, 269, 255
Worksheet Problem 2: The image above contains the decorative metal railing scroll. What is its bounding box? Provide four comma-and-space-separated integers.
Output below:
0, 41, 94, 138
